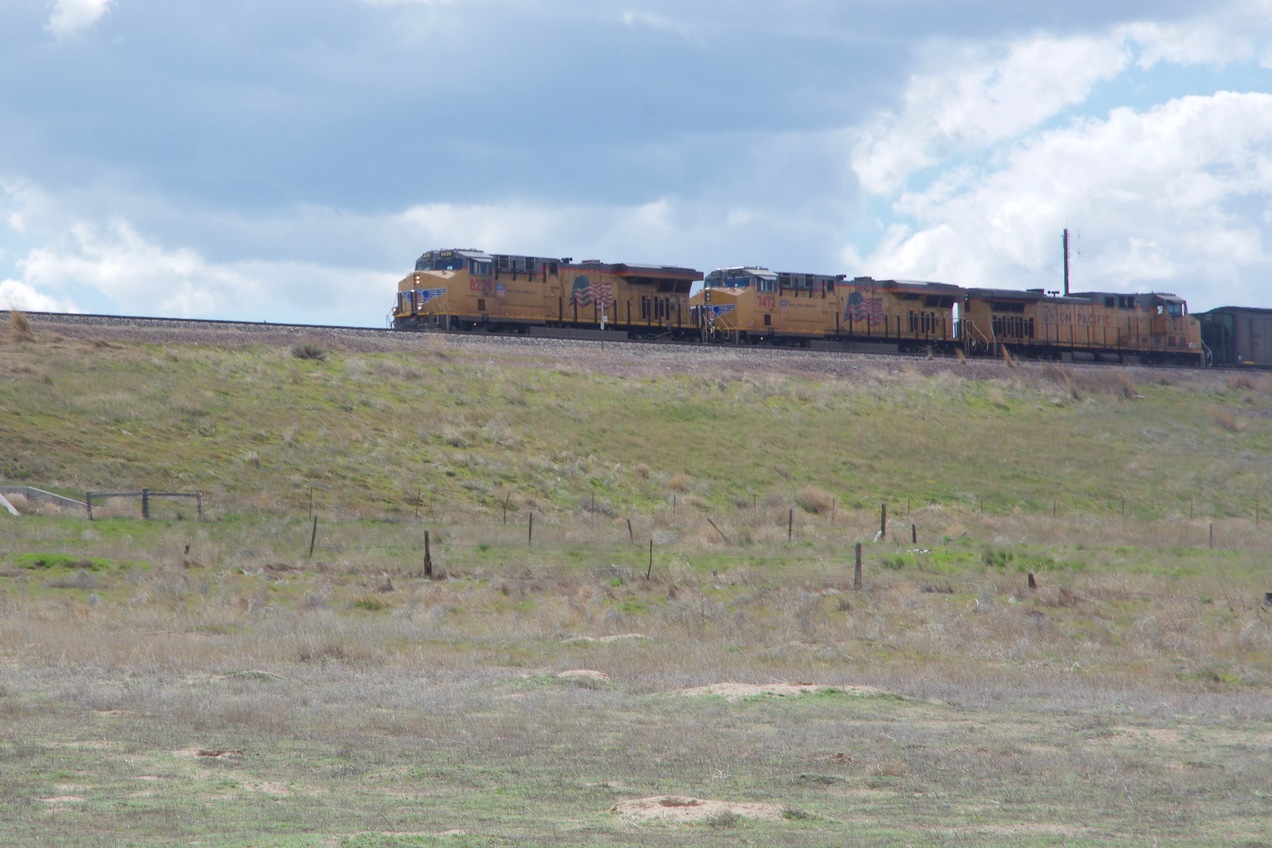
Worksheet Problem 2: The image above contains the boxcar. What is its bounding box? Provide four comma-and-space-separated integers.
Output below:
1198, 306, 1272, 367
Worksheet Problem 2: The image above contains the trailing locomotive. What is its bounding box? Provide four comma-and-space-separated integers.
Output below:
391, 247, 1207, 365
961, 288, 1204, 365
391, 248, 701, 339
691, 267, 961, 353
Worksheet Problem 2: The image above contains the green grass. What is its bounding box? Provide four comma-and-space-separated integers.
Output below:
2, 334, 1270, 522
1, 329, 1270, 845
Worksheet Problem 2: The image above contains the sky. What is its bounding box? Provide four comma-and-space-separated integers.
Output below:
2, 0, 1271, 326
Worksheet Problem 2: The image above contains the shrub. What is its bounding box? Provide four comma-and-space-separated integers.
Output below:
667, 472, 693, 493
982, 548, 1014, 569
795, 485, 834, 514
291, 341, 327, 361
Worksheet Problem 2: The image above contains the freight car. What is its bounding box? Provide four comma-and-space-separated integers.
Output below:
391, 248, 702, 339
691, 267, 961, 353
1197, 306, 1272, 368
961, 288, 1205, 365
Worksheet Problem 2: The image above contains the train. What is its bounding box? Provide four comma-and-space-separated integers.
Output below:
391, 246, 1267, 367
391, 248, 702, 339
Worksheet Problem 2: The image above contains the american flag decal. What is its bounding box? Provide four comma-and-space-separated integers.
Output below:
845, 290, 885, 326
569, 276, 614, 309
569, 275, 593, 306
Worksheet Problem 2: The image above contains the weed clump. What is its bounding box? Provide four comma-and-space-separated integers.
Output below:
795, 485, 834, 514
1213, 410, 1244, 433
291, 341, 327, 361
1227, 373, 1258, 392
8, 309, 34, 342
667, 472, 693, 493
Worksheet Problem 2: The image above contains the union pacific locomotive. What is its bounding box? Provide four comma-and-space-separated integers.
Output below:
392, 247, 1213, 366
391, 248, 701, 339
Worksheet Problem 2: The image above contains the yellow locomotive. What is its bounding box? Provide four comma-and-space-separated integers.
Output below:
691, 267, 961, 351
392, 248, 702, 338
961, 288, 1205, 364
391, 249, 1207, 365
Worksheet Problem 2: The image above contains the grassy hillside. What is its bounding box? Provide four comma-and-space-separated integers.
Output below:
2, 319, 1271, 846
2, 325, 1269, 522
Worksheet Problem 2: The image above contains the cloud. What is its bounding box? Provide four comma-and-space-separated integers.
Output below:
1, 278, 75, 312
1120, 2, 1272, 68
6, 217, 394, 324
46, 0, 114, 39
862, 91, 1272, 308
853, 33, 1132, 194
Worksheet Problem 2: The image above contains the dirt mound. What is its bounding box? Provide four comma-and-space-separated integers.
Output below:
611, 795, 784, 823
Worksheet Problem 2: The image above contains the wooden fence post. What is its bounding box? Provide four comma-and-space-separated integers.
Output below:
646, 539, 654, 579
424, 530, 433, 578
86, 491, 93, 521
142, 488, 151, 520
854, 542, 863, 591
788, 509, 793, 543
528, 513, 534, 546
880, 503, 887, 540
308, 515, 318, 558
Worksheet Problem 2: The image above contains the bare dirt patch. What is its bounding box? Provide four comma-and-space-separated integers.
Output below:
173, 747, 244, 761
679, 682, 887, 700
562, 633, 651, 644
556, 669, 610, 681
611, 795, 785, 823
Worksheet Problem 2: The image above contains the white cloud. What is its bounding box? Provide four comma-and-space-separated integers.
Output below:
8, 218, 394, 323
853, 33, 1131, 195
47, 0, 115, 39
620, 10, 691, 37
862, 91, 1272, 307
1, 278, 75, 312
1120, 2, 1272, 68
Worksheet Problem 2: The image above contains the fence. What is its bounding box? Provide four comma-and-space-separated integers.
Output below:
86, 489, 202, 520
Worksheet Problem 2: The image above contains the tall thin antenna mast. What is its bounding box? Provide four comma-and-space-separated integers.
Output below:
1062, 229, 1070, 296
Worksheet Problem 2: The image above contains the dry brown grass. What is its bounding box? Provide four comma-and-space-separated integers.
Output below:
1041, 364, 1139, 400
795, 484, 835, 514
1226, 373, 1260, 392
667, 472, 693, 493
8, 308, 34, 342
1213, 409, 1245, 432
